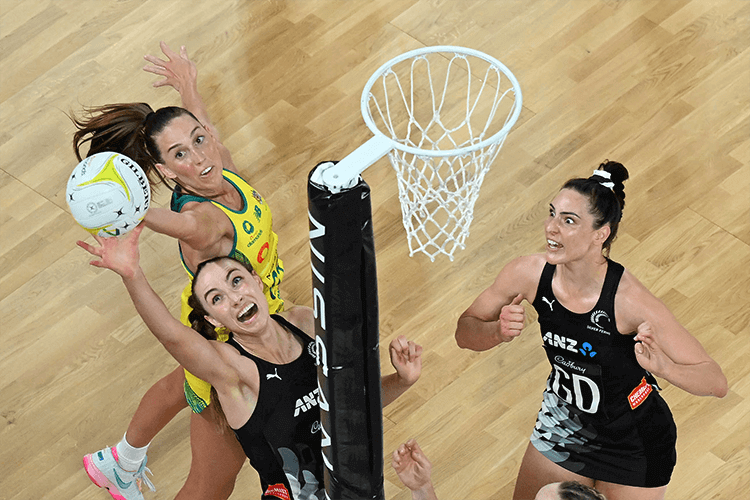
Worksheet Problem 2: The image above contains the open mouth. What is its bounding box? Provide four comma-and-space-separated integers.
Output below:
200, 166, 213, 176
547, 239, 562, 249
238, 303, 258, 322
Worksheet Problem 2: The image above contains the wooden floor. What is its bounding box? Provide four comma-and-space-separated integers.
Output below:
1, 1, 748, 499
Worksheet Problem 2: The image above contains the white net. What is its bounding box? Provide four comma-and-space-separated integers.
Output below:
362, 46, 522, 261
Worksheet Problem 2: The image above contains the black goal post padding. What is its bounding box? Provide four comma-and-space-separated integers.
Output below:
308, 163, 384, 500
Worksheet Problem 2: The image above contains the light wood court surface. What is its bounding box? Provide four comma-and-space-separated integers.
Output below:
1, 1, 748, 499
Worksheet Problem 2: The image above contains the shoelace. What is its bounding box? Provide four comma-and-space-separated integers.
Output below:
134, 463, 156, 493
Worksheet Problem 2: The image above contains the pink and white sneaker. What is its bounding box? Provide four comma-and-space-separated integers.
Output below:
83, 446, 155, 500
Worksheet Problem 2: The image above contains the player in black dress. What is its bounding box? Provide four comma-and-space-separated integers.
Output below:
77, 224, 423, 500
455, 161, 727, 500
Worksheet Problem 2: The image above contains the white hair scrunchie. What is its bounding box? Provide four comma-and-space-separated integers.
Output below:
592, 169, 615, 190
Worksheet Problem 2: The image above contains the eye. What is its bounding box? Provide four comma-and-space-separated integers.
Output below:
175, 150, 185, 160
232, 276, 242, 286
211, 294, 221, 305
565, 217, 575, 224
195, 135, 205, 145
549, 207, 555, 217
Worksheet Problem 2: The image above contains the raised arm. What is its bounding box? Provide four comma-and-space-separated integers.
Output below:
455, 255, 542, 351
143, 41, 237, 173
618, 272, 728, 398
76, 225, 237, 388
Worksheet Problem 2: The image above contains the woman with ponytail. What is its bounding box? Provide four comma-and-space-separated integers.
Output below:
78, 43, 284, 500
455, 161, 727, 500
77, 227, 422, 500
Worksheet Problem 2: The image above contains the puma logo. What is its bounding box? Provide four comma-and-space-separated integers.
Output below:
542, 297, 555, 311
266, 368, 282, 381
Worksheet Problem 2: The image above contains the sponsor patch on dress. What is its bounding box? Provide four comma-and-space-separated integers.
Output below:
264, 483, 291, 500
628, 377, 652, 410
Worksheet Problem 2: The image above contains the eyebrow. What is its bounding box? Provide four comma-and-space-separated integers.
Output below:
167, 126, 201, 153
550, 203, 581, 219
203, 268, 237, 302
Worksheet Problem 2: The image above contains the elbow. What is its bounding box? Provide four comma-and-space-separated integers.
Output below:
455, 316, 474, 349
714, 374, 729, 398
454, 326, 470, 350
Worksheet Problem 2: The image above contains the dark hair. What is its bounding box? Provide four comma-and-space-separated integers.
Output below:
185, 255, 259, 434
71, 103, 200, 190
557, 481, 607, 500
561, 160, 629, 256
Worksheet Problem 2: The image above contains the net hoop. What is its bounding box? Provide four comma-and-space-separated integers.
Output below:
360, 45, 522, 261
360, 45, 522, 157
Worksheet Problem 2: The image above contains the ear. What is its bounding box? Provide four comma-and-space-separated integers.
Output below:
155, 162, 177, 180
205, 315, 224, 330
594, 224, 611, 245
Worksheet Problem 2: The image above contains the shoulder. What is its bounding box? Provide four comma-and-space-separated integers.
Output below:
614, 267, 667, 332
211, 340, 260, 386
494, 254, 547, 293
177, 196, 230, 226
279, 306, 315, 339
506, 254, 547, 276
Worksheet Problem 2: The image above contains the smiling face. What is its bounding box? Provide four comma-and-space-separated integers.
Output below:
544, 188, 610, 265
193, 258, 270, 334
153, 114, 224, 194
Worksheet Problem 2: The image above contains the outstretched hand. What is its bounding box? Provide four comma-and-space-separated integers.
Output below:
392, 439, 434, 495
634, 321, 671, 378
143, 41, 197, 94
389, 335, 423, 387
76, 224, 144, 280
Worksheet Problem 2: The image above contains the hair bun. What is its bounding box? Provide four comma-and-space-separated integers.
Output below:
599, 160, 628, 189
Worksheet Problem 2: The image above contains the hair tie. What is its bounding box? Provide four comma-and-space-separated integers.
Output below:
592, 169, 615, 190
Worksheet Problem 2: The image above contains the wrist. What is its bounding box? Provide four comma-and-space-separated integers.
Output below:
411, 482, 436, 500
122, 265, 146, 283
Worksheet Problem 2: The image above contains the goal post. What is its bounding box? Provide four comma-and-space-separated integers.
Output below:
308, 163, 385, 500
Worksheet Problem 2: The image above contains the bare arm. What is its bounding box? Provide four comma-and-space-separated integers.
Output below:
455, 255, 543, 351
143, 203, 230, 255
143, 42, 237, 174
617, 272, 728, 398
76, 225, 237, 389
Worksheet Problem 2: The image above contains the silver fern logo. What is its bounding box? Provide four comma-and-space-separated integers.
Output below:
588, 310, 611, 335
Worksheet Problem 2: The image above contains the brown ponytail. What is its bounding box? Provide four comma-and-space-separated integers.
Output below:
70, 103, 199, 190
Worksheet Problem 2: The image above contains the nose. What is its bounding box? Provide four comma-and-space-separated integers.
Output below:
193, 146, 206, 164
545, 215, 559, 234
227, 289, 242, 305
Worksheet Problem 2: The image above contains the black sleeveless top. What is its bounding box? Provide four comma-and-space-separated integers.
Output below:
529, 259, 676, 487
227, 315, 324, 500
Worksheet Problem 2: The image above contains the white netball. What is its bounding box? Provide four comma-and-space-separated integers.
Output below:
66, 151, 151, 237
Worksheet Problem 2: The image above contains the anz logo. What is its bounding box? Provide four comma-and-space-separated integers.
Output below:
579, 342, 597, 358
543, 333, 597, 358
543, 332, 578, 353
294, 388, 320, 417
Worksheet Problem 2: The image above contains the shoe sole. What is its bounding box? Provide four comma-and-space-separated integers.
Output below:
83, 454, 128, 500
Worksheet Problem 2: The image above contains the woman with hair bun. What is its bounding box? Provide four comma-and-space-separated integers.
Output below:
455, 161, 727, 500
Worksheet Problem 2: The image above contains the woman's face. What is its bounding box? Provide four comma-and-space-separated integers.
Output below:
154, 114, 224, 194
544, 188, 609, 265
194, 259, 270, 334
